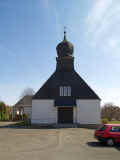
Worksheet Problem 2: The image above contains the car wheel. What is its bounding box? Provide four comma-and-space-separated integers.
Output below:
106, 138, 114, 146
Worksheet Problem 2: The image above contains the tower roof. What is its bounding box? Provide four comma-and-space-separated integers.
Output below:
56, 31, 74, 57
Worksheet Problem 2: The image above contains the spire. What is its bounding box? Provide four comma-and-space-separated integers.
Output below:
63, 26, 67, 41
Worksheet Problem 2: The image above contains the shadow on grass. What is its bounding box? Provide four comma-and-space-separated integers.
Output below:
87, 141, 120, 151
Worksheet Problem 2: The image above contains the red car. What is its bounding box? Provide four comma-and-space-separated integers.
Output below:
95, 124, 120, 146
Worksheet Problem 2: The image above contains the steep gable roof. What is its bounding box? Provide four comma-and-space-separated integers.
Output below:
33, 70, 100, 100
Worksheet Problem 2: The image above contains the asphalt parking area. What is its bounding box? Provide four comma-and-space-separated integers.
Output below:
0, 124, 119, 160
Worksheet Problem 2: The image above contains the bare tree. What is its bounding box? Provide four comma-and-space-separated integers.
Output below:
20, 87, 35, 98
101, 103, 120, 121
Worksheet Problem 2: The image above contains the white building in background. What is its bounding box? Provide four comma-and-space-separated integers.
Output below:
13, 95, 32, 119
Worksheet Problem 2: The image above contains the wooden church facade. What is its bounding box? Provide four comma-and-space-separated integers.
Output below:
32, 32, 101, 125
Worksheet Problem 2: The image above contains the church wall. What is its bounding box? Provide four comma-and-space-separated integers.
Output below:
76, 100, 101, 124
32, 100, 57, 124
73, 107, 77, 123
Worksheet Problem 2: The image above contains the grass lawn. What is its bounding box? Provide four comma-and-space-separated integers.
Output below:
108, 121, 120, 124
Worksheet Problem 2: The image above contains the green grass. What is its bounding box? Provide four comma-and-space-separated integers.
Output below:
108, 121, 120, 124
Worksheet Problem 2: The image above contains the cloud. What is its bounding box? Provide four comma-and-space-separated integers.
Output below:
100, 36, 120, 59
107, 38, 120, 48
86, 0, 113, 34
85, 0, 120, 48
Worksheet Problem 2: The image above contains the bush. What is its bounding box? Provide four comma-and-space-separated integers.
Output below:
0, 112, 10, 121
9, 114, 12, 121
23, 113, 29, 120
102, 118, 108, 124
23, 119, 31, 126
23, 114, 31, 126
14, 114, 23, 121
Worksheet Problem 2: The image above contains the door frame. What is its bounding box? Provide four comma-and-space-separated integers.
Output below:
57, 107, 73, 124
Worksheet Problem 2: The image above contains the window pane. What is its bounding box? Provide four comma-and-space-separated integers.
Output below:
60, 87, 61, 96
68, 86, 71, 96
64, 87, 67, 96
60, 87, 63, 96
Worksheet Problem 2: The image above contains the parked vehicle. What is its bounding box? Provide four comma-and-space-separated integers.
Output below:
95, 124, 120, 146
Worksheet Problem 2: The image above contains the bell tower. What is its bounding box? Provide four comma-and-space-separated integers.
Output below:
56, 31, 74, 71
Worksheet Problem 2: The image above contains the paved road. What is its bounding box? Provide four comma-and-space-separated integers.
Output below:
0, 126, 119, 160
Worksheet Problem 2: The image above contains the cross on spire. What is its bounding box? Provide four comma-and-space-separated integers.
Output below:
64, 26, 66, 34
64, 26, 67, 41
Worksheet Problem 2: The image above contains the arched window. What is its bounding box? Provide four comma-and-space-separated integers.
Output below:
59, 86, 71, 96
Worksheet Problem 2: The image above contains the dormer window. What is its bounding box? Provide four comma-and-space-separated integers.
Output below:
60, 86, 71, 96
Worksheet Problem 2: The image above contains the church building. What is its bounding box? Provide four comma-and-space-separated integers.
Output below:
32, 31, 101, 125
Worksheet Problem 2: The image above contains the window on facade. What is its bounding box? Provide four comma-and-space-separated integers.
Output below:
59, 86, 71, 96
67, 86, 71, 96
60, 86, 63, 96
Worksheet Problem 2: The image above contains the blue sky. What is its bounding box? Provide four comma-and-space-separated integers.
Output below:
0, 0, 120, 106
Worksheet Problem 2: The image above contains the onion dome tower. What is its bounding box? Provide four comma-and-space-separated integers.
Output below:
56, 31, 74, 71
33, 30, 100, 102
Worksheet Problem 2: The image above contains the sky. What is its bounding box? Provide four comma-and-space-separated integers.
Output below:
0, 0, 120, 106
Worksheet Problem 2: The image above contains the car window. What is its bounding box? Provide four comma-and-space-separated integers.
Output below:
110, 126, 120, 132
97, 125, 107, 131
